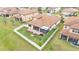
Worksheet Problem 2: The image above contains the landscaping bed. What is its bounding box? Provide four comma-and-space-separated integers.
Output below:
18, 27, 58, 46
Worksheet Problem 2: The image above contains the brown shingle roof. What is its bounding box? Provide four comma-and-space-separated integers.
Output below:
28, 15, 60, 28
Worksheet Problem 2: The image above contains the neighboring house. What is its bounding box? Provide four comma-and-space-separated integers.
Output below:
18, 9, 39, 22
27, 14, 60, 35
0, 7, 39, 22
13, 14, 22, 21
41, 7, 61, 15
8, 8, 19, 18
60, 16, 79, 45
0, 8, 4, 16
47, 7, 61, 13
0, 7, 10, 17
0, 7, 19, 18
61, 8, 78, 18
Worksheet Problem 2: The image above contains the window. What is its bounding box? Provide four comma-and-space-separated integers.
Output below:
64, 26, 67, 29
64, 26, 68, 29
65, 15, 69, 17
33, 26, 39, 31
28, 24, 31, 27
73, 29, 79, 34
6, 14, 9, 17
40, 29, 48, 33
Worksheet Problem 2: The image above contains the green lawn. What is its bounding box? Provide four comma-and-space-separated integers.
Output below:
0, 16, 79, 51
18, 27, 57, 46
0, 16, 37, 51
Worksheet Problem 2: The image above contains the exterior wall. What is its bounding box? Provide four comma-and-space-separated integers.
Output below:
49, 24, 56, 30
30, 25, 33, 29
56, 20, 60, 25
49, 20, 60, 30
26, 23, 33, 29
0, 12, 3, 15
26, 24, 29, 27
21, 12, 38, 22
69, 28, 73, 32
21, 15, 31, 22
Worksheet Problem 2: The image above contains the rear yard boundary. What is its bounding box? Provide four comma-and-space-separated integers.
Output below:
14, 24, 58, 50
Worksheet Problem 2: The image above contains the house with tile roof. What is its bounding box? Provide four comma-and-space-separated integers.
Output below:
60, 16, 79, 45
61, 8, 78, 18
0, 7, 19, 18
27, 14, 60, 35
13, 14, 22, 21
18, 8, 39, 22
0, 7, 39, 22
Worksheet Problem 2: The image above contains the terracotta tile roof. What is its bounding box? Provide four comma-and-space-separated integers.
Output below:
61, 29, 79, 40
70, 23, 79, 29
28, 15, 60, 28
0, 7, 19, 15
62, 8, 78, 13
9, 8, 19, 14
19, 9, 38, 15
0, 8, 4, 12
64, 16, 79, 26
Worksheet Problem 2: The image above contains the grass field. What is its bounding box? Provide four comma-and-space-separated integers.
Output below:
0, 16, 37, 51
0, 16, 79, 51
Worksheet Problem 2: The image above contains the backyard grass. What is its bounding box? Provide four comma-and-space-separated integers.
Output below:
0, 16, 79, 51
18, 27, 57, 46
